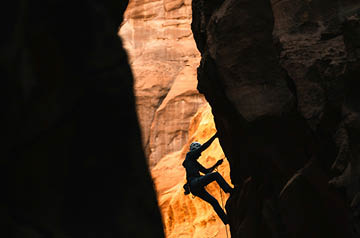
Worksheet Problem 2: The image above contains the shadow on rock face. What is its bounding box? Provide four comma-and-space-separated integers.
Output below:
191, 0, 360, 237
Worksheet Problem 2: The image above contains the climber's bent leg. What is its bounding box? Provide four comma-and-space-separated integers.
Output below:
198, 172, 233, 193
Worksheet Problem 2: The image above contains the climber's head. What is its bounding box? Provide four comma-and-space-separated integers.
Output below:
190, 142, 202, 151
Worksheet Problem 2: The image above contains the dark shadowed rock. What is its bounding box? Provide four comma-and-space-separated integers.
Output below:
279, 161, 353, 238
1, 1, 164, 237
192, 0, 360, 237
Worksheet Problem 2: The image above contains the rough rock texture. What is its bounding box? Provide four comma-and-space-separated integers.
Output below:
119, 0, 206, 167
1, 1, 164, 237
192, 0, 360, 237
147, 65, 205, 168
151, 104, 232, 238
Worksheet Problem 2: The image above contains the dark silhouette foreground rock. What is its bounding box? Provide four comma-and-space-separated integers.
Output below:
1, 1, 164, 237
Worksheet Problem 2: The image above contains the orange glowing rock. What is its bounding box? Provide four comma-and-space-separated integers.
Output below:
151, 104, 232, 238
119, 0, 205, 168
119, 1, 231, 236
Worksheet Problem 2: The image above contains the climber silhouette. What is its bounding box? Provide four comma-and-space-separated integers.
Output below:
182, 132, 233, 225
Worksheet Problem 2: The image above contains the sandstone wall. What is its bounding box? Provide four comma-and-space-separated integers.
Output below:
119, 0, 206, 168
119, 1, 235, 237
192, 0, 360, 237
151, 104, 232, 238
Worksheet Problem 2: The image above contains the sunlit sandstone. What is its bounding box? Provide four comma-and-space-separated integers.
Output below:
151, 104, 232, 238
119, 0, 204, 168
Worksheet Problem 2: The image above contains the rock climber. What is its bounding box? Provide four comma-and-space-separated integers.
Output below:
182, 132, 233, 225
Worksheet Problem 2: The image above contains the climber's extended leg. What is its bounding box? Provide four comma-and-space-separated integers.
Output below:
195, 188, 228, 225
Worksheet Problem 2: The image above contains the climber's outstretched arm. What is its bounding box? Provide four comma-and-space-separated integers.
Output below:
198, 132, 218, 153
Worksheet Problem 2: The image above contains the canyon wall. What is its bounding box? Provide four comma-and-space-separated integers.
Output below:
151, 104, 232, 238
1, 1, 164, 237
120, 2, 232, 237
119, 0, 207, 168
192, 0, 360, 237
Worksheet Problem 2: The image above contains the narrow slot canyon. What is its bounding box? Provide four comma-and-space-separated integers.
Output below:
119, 1, 232, 236
2, 0, 360, 238
120, 0, 360, 237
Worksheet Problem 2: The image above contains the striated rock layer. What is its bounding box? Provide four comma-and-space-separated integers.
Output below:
151, 104, 232, 238
1, 1, 164, 237
119, 0, 206, 168
119, 1, 234, 237
192, 0, 360, 237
